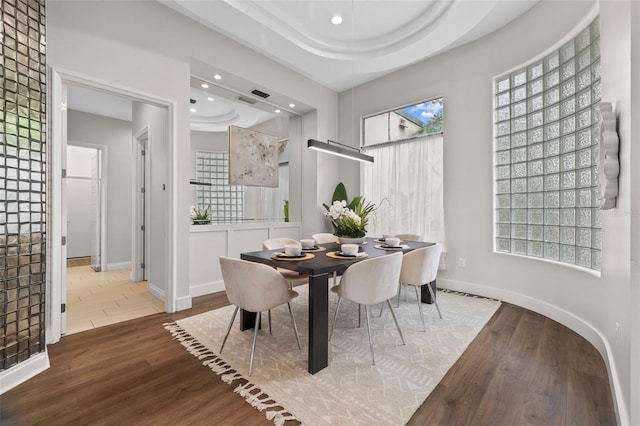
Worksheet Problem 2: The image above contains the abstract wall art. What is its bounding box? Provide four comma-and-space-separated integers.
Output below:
228, 125, 279, 187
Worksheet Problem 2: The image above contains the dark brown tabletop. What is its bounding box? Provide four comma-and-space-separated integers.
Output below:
240, 237, 432, 374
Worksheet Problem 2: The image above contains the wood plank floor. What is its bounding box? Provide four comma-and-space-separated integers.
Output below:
1, 292, 617, 425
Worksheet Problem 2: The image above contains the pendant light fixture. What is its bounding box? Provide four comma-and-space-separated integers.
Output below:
307, 139, 374, 163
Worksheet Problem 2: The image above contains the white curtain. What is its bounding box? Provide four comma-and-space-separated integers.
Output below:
361, 134, 445, 249
245, 163, 289, 220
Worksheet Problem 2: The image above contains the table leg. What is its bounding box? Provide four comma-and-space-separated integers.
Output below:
308, 273, 329, 374
240, 310, 258, 331
421, 279, 437, 304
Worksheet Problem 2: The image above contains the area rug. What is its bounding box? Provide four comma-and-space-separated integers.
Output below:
164, 285, 500, 426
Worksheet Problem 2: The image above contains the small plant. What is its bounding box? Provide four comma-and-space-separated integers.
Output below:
323, 183, 376, 238
190, 205, 209, 221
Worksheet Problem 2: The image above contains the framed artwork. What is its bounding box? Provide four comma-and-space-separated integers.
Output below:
228, 125, 279, 187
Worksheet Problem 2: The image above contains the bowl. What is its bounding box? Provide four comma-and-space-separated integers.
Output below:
341, 244, 359, 256
385, 237, 400, 247
300, 239, 316, 249
284, 244, 302, 256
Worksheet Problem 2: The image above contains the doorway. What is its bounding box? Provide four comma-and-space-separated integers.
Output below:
66, 144, 105, 272
49, 70, 173, 341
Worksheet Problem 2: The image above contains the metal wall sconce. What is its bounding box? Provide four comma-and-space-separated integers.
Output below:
307, 139, 374, 163
598, 102, 619, 210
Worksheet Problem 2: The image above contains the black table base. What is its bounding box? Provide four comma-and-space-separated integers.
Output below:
421, 280, 437, 304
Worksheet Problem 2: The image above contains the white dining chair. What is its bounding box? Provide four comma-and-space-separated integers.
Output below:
394, 234, 422, 242
262, 238, 309, 289
219, 256, 301, 376
312, 233, 339, 244
329, 252, 405, 365
312, 233, 341, 287
398, 244, 443, 331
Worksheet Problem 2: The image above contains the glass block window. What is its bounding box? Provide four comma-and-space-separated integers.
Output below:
195, 151, 244, 223
494, 17, 602, 270
1, 0, 47, 370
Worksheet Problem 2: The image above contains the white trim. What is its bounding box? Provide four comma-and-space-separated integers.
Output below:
105, 261, 132, 271
190, 280, 225, 297
0, 352, 50, 395
132, 127, 149, 283
148, 281, 165, 301
175, 295, 193, 311
438, 277, 626, 425
47, 68, 65, 343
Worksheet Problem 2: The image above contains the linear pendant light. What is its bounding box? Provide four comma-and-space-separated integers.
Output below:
307, 139, 374, 163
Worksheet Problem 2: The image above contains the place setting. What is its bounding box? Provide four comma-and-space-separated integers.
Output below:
326, 243, 368, 259
270, 243, 315, 261
374, 236, 410, 251
299, 238, 327, 252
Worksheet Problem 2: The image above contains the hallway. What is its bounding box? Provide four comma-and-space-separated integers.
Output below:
66, 259, 164, 335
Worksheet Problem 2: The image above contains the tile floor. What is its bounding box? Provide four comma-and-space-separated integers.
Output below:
65, 262, 165, 335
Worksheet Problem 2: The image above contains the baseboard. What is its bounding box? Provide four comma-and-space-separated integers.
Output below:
147, 282, 165, 301
190, 280, 225, 297
0, 351, 50, 395
438, 277, 628, 426
175, 295, 192, 311
105, 261, 131, 271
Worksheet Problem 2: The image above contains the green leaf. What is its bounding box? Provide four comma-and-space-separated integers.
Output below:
348, 196, 362, 211
331, 182, 348, 204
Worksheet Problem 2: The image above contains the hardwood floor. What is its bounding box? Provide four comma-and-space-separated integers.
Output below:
1, 293, 617, 425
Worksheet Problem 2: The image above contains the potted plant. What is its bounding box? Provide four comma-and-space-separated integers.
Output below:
324, 183, 376, 244
190, 205, 211, 225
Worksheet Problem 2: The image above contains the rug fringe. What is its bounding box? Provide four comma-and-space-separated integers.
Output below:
163, 322, 302, 425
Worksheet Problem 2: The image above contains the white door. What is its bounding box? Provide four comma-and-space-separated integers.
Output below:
49, 69, 68, 338
90, 149, 102, 271
132, 130, 148, 282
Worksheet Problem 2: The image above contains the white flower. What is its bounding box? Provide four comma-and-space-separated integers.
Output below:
327, 200, 348, 219
345, 209, 361, 224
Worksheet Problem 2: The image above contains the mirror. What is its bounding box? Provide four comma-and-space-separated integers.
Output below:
189, 75, 303, 224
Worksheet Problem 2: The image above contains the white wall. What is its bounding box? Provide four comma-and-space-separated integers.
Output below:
132, 102, 170, 301
67, 110, 132, 267
340, 1, 635, 422
47, 0, 339, 312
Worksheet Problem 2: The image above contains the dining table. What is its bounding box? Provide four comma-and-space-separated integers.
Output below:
240, 237, 434, 374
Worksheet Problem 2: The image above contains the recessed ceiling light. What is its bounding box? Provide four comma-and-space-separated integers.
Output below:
331, 15, 343, 25
200, 83, 209, 89
275, 109, 281, 113
207, 97, 215, 102
190, 107, 196, 113
289, 103, 295, 108
213, 74, 222, 80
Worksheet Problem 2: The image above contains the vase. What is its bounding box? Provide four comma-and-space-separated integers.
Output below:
338, 236, 366, 245
192, 219, 211, 225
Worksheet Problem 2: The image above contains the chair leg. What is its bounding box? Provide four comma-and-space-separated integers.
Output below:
268, 310, 272, 335
248, 311, 261, 376
396, 282, 402, 307
415, 285, 427, 332
364, 305, 375, 365
378, 301, 385, 317
386, 300, 406, 345
287, 301, 301, 350
329, 297, 342, 341
220, 306, 239, 353
358, 304, 362, 328
425, 283, 442, 319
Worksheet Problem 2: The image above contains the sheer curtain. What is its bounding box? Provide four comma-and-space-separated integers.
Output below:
245, 164, 289, 220
361, 134, 445, 249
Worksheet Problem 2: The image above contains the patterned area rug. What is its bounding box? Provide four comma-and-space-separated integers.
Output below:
165, 285, 500, 426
